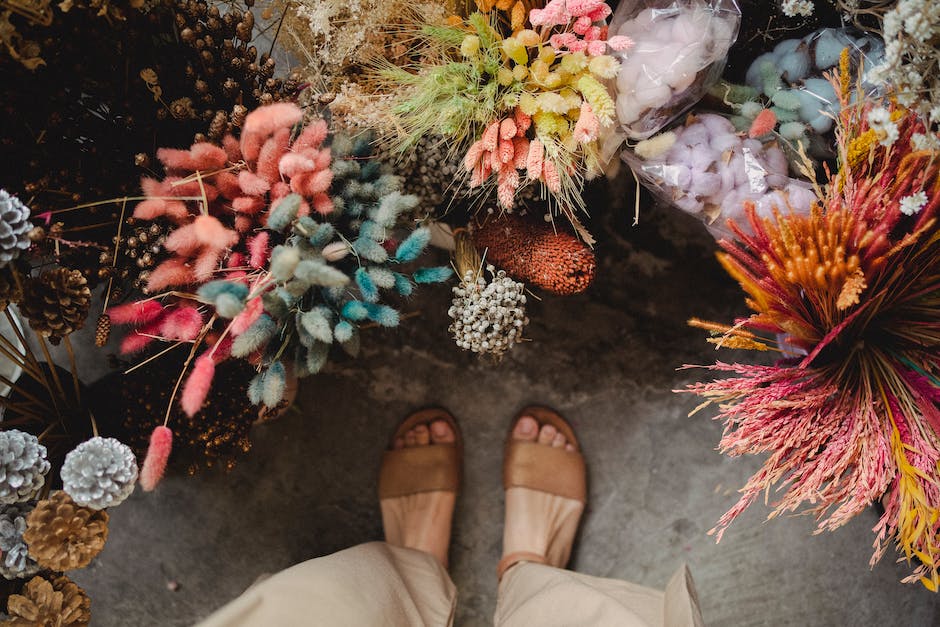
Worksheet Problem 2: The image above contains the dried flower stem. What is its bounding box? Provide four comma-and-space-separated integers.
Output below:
164, 314, 217, 426
35, 335, 67, 406
62, 336, 82, 405
123, 341, 187, 375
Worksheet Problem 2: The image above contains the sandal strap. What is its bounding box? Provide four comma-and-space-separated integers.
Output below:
378, 444, 460, 499
497, 551, 547, 580
503, 440, 586, 502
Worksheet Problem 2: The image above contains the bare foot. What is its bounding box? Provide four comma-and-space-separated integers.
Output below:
501, 416, 584, 572
381, 419, 456, 568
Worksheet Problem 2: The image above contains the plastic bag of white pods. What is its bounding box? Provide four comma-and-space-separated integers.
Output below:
622, 113, 816, 240
608, 0, 741, 141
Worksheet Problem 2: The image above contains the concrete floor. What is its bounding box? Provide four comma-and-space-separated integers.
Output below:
68, 186, 940, 626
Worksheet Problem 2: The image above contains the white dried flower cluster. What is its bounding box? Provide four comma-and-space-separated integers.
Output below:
448, 266, 528, 358
860, 0, 940, 127
867, 106, 899, 146
899, 191, 928, 216
780, 0, 815, 17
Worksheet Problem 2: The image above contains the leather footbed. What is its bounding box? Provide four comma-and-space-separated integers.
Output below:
378, 408, 462, 499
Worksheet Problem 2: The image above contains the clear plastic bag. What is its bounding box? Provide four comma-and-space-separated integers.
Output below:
622, 113, 816, 239
609, 0, 741, 141
743, 27, 884, 138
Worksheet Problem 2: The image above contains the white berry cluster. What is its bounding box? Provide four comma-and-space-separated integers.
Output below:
448, 266, 528, 358
780, 0, 814, 17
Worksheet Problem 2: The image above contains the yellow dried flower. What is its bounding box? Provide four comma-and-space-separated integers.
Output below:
519, 92, 539, 116
543, 72, 562, 89
533, 111, 568, 135
529, 59, 550, 82
497, 67, 515, 86
576, 74, 615, 124
512, 65, 529, 81
503, 37, 528, 65
560, 52, 588, 75
516, 29, 540, 47
461, 35, 481, 58
589, 55, 620, 79
707, 336, 774, 351
537, 46, 555, 64
537, 92, 568, 114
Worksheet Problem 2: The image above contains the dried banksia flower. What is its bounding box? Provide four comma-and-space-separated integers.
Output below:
0, 190, 33, 268
472, 214, 596, 295
0, 430, 51, 505
23, 491, 109, 571
448, 230, 527, 358
20, 268, 91, 345
0, 503, 41, 580
94, 314, 111, 347
4, 574, 91, 626
60, 437, 138, 510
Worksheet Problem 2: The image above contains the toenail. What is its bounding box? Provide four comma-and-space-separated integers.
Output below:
519, 418, 536, 433
432, 421, 447, 436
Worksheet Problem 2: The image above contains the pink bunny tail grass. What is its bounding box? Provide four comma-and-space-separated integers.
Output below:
238, 170, 270, 196
292, 118, 329, 151
749, 109, 778, 138
248, 232, 270, 268
108, 300, 164, 325
231, 296, 263, 335
133, 198, 189, 222
526, 139, 544, 180
160, 306, 204, 341
573, 103, 600, 143
241, 103, 303, 162
147, 258, 195, 292
139, 426, 173, 492
190, 143, 228, 170
257, 127, 292, 183
181, 354, 215, 417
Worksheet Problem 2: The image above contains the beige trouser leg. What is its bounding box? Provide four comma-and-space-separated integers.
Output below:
494, 562, 705, 627
196, 541, 457, 627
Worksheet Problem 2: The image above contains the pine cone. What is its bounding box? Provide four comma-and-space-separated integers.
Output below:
23, 491, 109, 571
3, 574, 91, 626
94, 314, 111, 347
61, 438, 138, 510
472, 214, 596, 295
20, 268, 91, 345
0, 503, 41, 580
0, 430, 51, 505
0, 265, 24, 311
0, 191, 33, 269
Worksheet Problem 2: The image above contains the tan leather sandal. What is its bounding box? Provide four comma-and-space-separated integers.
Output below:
378, 408, 462, 499
497, 405, 587, 580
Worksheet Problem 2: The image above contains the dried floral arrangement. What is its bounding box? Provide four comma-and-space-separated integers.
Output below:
685, 54, 940, 589
0, 189, 170, 620
372, 0, 632, 242
107, 102, 452, 422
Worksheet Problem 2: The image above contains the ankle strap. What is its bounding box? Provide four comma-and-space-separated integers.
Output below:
497, 551, 546, 581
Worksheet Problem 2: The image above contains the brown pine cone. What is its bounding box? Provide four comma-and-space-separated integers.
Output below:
95, 314, 111, 347
20, 268, 91, 345
23, 491, 109, 571
3, 574, 91, 627
472, 214, 596, 295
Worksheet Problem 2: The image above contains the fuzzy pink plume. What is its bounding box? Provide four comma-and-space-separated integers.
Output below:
238, 171, 270, 196
157, 143, 227, 172
231, 296, 263, 335
160, 306, 204, 341
139, 426, 173, 491
573, 102, 600, 143
165, 215, 233, 255
256, 127, 292, 183
109, 300, 164, 325
248, 232, 270, 268
240, 103, 304, 162
133, 198, 189, 222
292, 118, 328, 151
607, 35, 633, 51
119, 318, 163, 354
147, 258, 194, 293
181, 353, 215, 417
749, 109, 778, 138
